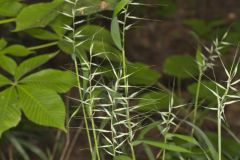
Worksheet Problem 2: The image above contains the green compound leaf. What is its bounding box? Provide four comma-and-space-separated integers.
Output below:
0, 55, 17, 75
164, 55, 199, 78
0, 87, 21, 137
15, 51, 58, 80
1, 45, 33, 57
26, 28, 60, 41
17, 85, 66, 131
20, 69, 76, 93
15, 0, 64, 31
0, 74, 12, 87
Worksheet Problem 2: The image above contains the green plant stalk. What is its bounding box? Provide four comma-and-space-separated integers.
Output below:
192, 70, 203, 131
71, 0, 93, 156
0, 18, 16, 25
217, 104, 222, 160
74, 59, 93, 154
121, 4, 136, 160
217, 77, 231, 160
28, 41, 58, 51
88, 51, 101, 160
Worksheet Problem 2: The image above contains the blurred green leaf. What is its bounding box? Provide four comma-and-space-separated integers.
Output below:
15, 0, 64, 31
165, 133, 199, 145
1, 45, 33, 57
137, 92, 177, 111
164, 55, 198, 78
111, 17, 122, 50
113, 0, 129, 17
0, 38, 7, 50
188, 80, 225, 104
0, 0, 24, 17
0, 74, 11, 87
133, 140, 192, 153
49, 14, 71, 37
26, 29, 59, 40
127, 63, 160, 86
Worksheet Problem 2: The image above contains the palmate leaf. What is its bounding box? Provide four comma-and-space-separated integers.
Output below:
15, 0, 64, 31
0, 54, 17, 75
0, 74, 12, 87
17, 85, 66, 131
20, 69, 76, 93
0, 87, 21, 137
15, 51, 58, 80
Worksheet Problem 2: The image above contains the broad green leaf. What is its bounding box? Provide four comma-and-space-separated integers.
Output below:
127, 63, 160, 85
111, 17, 122, 50
133, 140, 192, 153
163, 55, 199, 78
113, 0, 129, 17
20, 69, 76, 93
82, 41, 121, 61
114, 156, 132, 160
74, 25, 114, 45
26, 29, 59, 41
15, 0, 64, 31
17, 85, 66, 131
0, 74, 12, 87
0, 0, 24, 17
137, 92, 178, 111
15, 51, 58, 80
49, 14, 71, 37
58, 40, 120, 61
187, 80, 225, 104
0, 38, 7, 50
0, 55, 17, 75
183, 19, 210, 37
0, 87, 21, 137
1, 45, 33, 57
